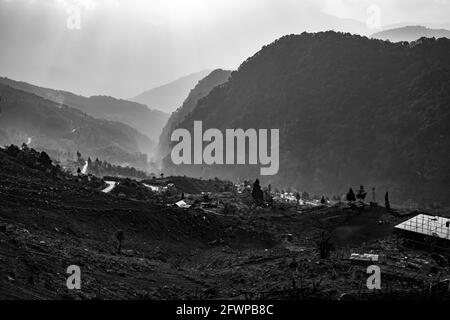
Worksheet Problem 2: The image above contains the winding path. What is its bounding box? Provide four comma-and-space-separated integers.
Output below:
102, 181, 117, 193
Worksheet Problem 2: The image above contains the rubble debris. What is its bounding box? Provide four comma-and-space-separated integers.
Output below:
349, 253, 379, 263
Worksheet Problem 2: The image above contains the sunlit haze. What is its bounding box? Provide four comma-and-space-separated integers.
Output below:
1, 0, 449, 98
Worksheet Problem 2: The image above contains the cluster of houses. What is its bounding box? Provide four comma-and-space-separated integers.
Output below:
234, 181, 325, 206
144, 179, 450, 249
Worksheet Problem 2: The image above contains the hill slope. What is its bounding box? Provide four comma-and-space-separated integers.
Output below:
155, 69, 232, 165
0, 84, 153, 167
131, 70, 211, 113
1, 145, 447, 299
372, 26, 450, 42
0, 77, 168, 144
164, 32, 450, 206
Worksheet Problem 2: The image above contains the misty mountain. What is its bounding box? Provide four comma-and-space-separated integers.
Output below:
371, 26, 450, 42
131, 70, 212, 113
0, 77, 169, 143
164, 31, 450, 206
155, 69, 232, 165
0, 84, 153, 168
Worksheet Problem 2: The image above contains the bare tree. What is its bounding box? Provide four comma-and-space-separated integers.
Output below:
114, 230, 125, 254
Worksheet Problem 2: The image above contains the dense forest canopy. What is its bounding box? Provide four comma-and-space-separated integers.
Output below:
164, 31, 450, 206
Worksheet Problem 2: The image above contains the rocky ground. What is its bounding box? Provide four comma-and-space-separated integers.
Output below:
0, 146, 449, 300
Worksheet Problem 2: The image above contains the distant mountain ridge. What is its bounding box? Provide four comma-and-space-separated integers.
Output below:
371, 25, 450, 42
155, 69, 232, 164
131, 70, 212, 113
164, 31, 450, 206
0, 77, 169, 146
0, 84, 153, 168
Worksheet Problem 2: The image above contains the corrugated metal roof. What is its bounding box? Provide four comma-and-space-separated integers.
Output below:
395, 214, 450, 240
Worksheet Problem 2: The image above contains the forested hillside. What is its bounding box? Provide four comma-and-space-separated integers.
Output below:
164, 32, 450, 206
155, 69, 231, 164
0, 77, 168, 145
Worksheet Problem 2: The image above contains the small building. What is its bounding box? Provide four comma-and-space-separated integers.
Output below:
174, 200, 191, 209
394, 214, 450, 248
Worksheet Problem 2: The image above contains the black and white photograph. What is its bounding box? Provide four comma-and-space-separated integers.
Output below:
0, 0, 450, 311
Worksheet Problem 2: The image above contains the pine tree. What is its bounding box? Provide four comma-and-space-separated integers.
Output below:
346, 188, 356, 203
252, 179, 264, 204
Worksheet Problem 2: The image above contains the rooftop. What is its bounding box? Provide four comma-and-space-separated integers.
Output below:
395, 214, 450, 240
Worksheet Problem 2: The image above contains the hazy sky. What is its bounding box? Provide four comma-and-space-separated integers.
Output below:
0, 0, 449, 98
